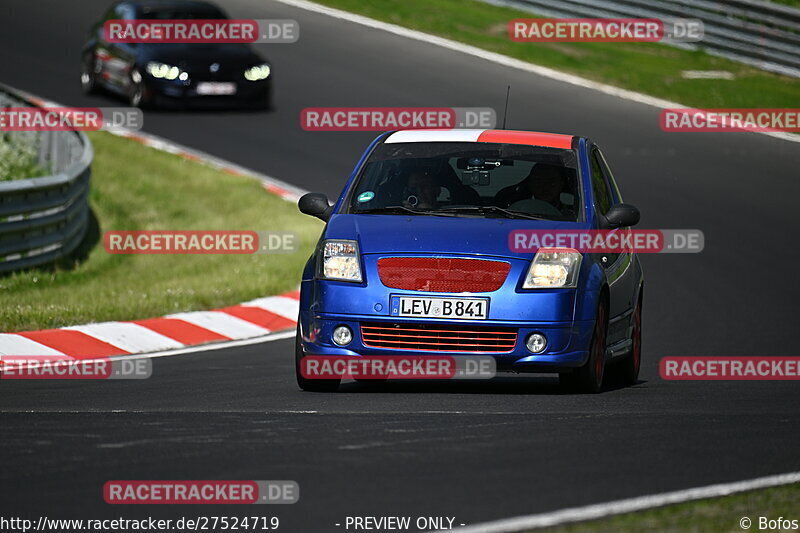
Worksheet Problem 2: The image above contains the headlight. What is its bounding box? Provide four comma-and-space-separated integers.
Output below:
244, 64, 271, 81
321, 240, 362, 282
146, 62, 186, 80
523, 247, 582, 289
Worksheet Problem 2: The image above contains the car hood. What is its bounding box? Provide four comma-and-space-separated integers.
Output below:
140, 43, 263, 68
324, 214, 591, 259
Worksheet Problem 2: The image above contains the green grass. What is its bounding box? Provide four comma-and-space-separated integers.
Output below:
314, 0, 799, 108
769, 0, 800, 7
0, 135, 46, 181
0, 131, 322, 332
531, 483, 800, 532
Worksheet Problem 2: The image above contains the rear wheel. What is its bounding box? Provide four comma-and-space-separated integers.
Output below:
620, 297, 642, 386
295, 326, 340, 392
562, 300, 607, 393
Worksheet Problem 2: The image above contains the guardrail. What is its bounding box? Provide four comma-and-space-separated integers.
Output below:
487, 0, 800, 78
0, 84, 93, 273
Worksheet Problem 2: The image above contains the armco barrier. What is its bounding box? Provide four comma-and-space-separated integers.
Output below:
0, 84, 93, 273
488, 0, 800, 78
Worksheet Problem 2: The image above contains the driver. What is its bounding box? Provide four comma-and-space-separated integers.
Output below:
403, 170, 441, 209
495, 163, 568, 213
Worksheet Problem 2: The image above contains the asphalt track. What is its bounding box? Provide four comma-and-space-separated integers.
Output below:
1, 0, 799, 531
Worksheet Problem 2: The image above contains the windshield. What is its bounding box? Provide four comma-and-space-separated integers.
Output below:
137, 5, 228, 19
347, 141, 581, 221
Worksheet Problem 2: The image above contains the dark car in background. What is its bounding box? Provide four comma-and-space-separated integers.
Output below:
81, 0, 273, 108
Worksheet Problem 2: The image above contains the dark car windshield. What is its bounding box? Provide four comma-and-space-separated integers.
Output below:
348, 141, 581, 221
136, 4, 228, 19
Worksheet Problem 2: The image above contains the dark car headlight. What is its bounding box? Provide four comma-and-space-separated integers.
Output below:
146, 62, 188, 81
244, 64, 271, 81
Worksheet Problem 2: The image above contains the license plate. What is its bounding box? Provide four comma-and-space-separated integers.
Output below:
390, 296, 489, 320
196, 82, 237, 95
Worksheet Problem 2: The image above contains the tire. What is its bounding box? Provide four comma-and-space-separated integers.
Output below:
620, 297, 642, 386
80, 53, 99, 95
128, 68, 149, 108
295, 326, 340, 392
563, 299, 608, 393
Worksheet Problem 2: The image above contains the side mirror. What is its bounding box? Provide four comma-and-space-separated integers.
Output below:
605, 203, 640, 228
298, 192, 333, 222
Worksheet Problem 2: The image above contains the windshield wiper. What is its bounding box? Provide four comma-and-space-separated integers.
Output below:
356, 206, 460, 217
438, 206, 549, 220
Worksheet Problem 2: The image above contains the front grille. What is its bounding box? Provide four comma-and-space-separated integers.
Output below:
186, 63, 242, 81
361, 322, 517, 353
377, 257, 510, 293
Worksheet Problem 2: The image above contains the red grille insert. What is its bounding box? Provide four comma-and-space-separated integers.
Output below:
377, 257, 510, 293
361, 322, 517, 353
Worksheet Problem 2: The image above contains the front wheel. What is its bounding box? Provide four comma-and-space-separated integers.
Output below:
80, 53, 99, 95
562, 300, 607, 393
128, 68, 150, 108
295, 327, 340, 392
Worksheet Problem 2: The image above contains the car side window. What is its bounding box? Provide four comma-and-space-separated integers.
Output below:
590, 148, 612, 215
102, 4, 118, 22
116, 4, 135, 20
597, 150, 622, 204
92, 3, 118, 37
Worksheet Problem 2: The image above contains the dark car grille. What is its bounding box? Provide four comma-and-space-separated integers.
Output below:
377, 257, 511, 293
361, 322, 517, 353
181, 61, 243, 81
189, 70, 241, 81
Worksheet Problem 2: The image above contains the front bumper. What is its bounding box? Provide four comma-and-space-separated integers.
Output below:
142, 77, 271, 106
299, 253, 599, 373
298, 312, 593, 373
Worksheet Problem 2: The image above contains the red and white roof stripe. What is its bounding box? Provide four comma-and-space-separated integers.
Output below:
384, 129, 574, 149
0, 291, 299, 360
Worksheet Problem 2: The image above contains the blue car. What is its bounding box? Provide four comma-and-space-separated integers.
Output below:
296, 129, 643, 393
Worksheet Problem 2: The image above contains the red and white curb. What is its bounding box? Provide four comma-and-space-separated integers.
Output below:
4, 85, 309, 364
0, 291, 299, 361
